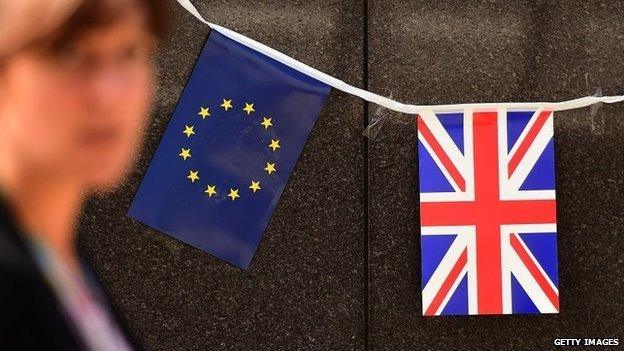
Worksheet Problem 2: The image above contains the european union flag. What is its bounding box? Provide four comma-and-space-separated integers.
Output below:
128, 30, 331, 269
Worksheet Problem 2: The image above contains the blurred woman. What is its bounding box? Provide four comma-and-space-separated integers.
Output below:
0, 0, 167, 349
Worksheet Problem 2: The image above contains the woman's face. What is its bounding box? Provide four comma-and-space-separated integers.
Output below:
0, 9, 155, 191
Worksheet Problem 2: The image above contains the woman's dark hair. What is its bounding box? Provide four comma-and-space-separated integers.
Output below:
40, 0, 169, 50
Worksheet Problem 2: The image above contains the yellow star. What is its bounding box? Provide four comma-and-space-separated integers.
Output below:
198, 107, 211, 119
268, 139, 281, 152
249, 181, 261, 193
261, 117, 273, 130
228, 188, 240, 201
183, 125, 195, 137
187, 170, 199, 183
264, 162, 276, 175
221, 99, 233, 111
204, 185, 217, 197
243, 103, 255, 115
179, 148, 191, 160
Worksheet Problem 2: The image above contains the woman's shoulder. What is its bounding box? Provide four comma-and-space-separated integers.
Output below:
0, 220, 46, 310
0, 223, 34, 281
0, 192, 31, 272
0, 192, 46, 293
0, 223, 84, 350
0, 194, 79, 349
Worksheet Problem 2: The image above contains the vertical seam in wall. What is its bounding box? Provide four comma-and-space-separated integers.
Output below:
363, 0, 371, 350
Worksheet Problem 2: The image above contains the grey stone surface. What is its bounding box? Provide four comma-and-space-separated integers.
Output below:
78, 1, 365, 350
368, 0, 624, 350
76, 0, 624, 350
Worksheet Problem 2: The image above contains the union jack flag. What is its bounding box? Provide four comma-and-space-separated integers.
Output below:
417, 108, 559, 316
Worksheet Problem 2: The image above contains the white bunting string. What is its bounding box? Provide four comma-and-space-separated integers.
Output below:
176, 0, 624, 114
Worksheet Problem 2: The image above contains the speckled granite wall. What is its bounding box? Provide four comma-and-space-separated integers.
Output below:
368, 1, 624, 350
79, 1, 365, 350
78, 1, 623, 350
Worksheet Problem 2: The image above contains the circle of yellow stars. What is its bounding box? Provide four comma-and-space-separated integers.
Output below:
178, 98, 281, 201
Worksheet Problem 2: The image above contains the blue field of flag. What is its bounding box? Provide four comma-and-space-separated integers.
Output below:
129, 30, 330, 269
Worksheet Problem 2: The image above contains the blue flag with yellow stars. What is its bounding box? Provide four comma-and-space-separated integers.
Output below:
128, 30, 331, 269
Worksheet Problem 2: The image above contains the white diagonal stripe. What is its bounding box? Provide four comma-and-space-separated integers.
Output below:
508, 112, 554, 191
421, 226, 474, 315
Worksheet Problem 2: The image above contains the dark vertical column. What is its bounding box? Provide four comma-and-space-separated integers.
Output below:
363, 0, 371, 350
79, 1, 367, 350
367, 0, 624, 350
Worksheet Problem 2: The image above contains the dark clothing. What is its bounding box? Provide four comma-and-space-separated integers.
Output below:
0, 193, 137, 350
